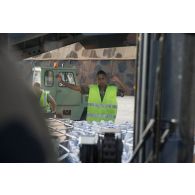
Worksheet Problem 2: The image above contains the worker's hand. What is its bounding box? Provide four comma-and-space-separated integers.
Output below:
111, 75, 121, 83
111, 75, 128, 94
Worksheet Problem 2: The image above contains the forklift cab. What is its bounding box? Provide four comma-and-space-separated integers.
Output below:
38, 66, 87, 120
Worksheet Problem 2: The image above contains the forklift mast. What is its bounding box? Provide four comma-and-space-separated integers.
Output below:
134, 34, 195, 163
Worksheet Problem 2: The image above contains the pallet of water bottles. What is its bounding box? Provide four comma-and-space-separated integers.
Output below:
46, 118, 134, 163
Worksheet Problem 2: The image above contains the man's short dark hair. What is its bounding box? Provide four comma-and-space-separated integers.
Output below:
96, 70, 107, 77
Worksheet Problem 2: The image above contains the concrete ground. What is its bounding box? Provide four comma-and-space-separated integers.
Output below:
115, 96, 135, 124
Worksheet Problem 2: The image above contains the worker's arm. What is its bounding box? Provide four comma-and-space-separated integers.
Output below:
48, 94, 56, 113
111, 75, 128, 94
57, 74, 81, 92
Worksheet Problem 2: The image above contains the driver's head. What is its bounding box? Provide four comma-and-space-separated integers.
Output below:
96, 70, 107, 88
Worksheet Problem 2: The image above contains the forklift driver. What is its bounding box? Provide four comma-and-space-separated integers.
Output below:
33, 82, 56, 114
57, 70, 127, 122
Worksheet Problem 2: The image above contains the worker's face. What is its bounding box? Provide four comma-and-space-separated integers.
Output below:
97, 74, 107, 88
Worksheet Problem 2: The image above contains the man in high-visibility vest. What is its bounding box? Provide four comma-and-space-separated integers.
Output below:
57, 70, 127, 122
33, 82, 56, 113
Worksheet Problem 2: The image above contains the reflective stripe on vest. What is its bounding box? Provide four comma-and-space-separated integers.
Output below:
87, 113, 116, 120
86, 85, 117, 122
40, 90, 50, 113
88, 103, 117, 109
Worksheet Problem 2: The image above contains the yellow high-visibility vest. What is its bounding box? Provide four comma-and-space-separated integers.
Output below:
40, 90, 51, 113
87, 85, 117, 122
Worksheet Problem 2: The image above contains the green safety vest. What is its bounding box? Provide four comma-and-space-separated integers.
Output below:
40, 90, 51, 113
87, 85, 117, 122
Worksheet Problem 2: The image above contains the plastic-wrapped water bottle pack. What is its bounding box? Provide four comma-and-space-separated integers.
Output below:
58, 120, 134, 163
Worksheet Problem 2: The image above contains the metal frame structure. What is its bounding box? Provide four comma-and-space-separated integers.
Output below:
134, 33, 195, 163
